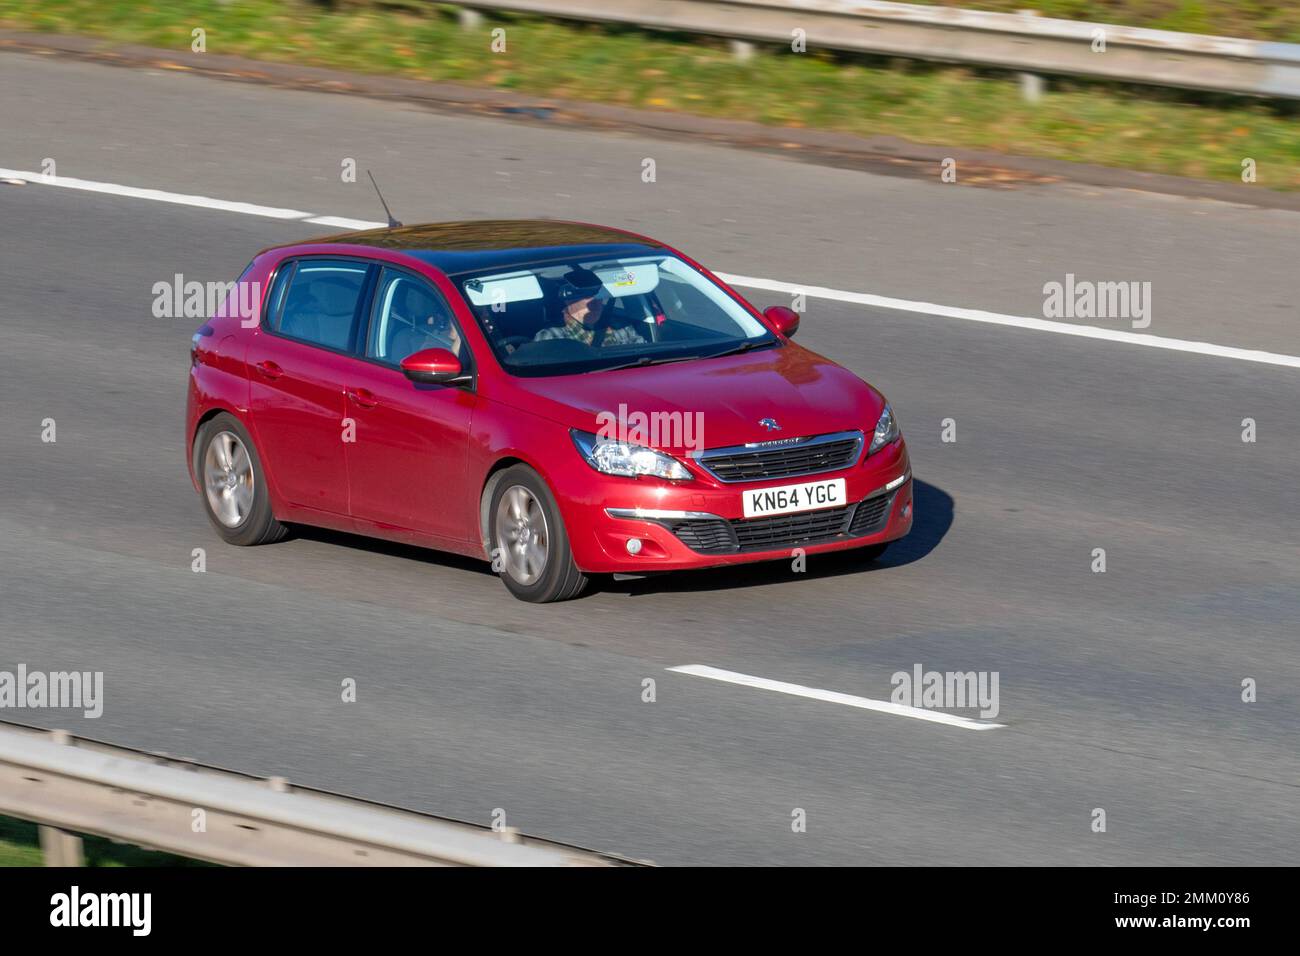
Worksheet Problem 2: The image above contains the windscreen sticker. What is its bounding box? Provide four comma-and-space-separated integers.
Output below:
592, 262, 660, 297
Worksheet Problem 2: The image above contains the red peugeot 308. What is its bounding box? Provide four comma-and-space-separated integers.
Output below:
187, 221, 912, 602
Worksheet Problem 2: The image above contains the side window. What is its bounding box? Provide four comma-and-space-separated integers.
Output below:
367, 269, 465, 365
262, 261, 295, 329
275, 258, 371, 352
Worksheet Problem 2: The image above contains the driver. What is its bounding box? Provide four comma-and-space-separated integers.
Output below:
392, 282, 462, 359
534, 267, 645, 347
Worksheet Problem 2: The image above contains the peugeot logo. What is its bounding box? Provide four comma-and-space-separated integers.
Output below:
758, 417, 781, 432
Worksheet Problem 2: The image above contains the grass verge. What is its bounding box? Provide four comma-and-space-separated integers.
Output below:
925, 1, 1300, 44
0, 814, 213, 866
1, 0, 1297, 188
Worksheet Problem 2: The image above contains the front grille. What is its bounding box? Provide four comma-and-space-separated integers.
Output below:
696, 432, 862, 482
732, 505, 853, 551
669, 519, 734, 554
663, 491, 894, 555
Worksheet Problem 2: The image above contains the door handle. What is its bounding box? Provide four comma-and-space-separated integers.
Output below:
347, 387, 378, 409
254, 360, 283, 380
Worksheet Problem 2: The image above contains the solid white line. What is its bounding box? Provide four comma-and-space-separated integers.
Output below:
716, 272, 1300, 370
667, 664, 1006, 730
5, 165, 1297, 370
0, 167, 311, 220
304, 215, 386, 230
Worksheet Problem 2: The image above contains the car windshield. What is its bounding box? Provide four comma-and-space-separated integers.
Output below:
455, 253, 778, 376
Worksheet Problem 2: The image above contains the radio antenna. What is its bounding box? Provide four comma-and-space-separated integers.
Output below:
367, 171, 402, 229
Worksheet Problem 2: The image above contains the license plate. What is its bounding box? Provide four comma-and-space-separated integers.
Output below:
742, 478, 846, 518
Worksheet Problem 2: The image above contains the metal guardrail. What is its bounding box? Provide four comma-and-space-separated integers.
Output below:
0, 723, 635, 866
456, 0, 1300, 99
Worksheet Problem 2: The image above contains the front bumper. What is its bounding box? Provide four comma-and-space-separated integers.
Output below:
562, 439, 913, 573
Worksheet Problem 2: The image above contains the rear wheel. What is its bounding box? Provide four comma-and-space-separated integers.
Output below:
194, 413, 287, 546
489, 465, 588, 603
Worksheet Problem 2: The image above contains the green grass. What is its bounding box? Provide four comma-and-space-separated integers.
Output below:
1, 0, 1298, 188
926, 1, 1300, 44
0, 815, 214, 866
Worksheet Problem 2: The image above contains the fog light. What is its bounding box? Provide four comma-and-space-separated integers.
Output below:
626, 537, 643, 555
902, 503, 912, 519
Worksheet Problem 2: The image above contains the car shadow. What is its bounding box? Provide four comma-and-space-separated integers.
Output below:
602, 478, 955, 598
278, 479, 954, 599
286, 525, 499, 577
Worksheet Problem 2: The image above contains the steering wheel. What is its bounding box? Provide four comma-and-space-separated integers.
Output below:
498, 335, 533, 351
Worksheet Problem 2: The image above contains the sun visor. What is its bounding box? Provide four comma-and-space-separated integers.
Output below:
463, 272, 544, 307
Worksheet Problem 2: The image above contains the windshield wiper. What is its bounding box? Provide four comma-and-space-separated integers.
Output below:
703, 339, 779, 360
592, 354, 700, 373
592, 339, 777, 373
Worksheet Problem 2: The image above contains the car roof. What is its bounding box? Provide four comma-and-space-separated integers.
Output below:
286, 219, 666, 276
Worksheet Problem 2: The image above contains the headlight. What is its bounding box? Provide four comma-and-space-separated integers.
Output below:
868, 404, 900, 455
570, 429, 692, 480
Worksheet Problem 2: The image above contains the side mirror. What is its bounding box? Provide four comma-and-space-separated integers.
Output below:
400, 347, 466, 385
764, 305, 800, 339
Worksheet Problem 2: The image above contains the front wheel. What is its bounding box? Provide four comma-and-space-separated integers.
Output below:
488, 465, 588, 603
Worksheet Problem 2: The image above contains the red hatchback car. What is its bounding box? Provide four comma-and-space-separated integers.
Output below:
187, 221, 912, 602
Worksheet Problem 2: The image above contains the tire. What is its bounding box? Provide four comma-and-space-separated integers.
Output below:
488, 465, 588, 603
193, 412, 288, 546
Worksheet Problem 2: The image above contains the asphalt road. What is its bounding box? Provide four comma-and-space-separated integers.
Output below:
1, 52, 1297, 865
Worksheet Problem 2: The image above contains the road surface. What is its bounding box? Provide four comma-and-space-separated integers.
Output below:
1, 51, 1296, 865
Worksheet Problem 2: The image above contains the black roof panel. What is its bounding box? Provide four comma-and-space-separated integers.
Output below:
305, 220, 665, 274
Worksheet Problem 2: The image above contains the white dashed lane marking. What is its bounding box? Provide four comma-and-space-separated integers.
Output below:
667, 665, 1007, 731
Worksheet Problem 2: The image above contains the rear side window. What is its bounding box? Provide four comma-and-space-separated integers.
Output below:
273, 258, 371, 352
263, 261, 295, 329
